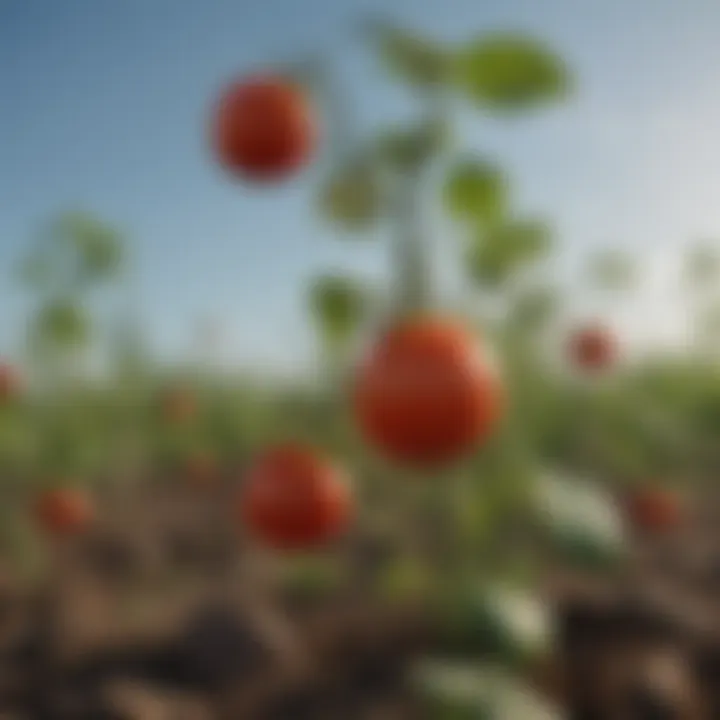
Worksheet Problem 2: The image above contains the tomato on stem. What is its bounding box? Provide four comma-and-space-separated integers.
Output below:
353, 315, 503, 468
211, 75, 317, 182
238, 443, 353, 551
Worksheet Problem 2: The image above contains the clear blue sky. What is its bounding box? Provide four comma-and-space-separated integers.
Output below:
2, 0, 720, 372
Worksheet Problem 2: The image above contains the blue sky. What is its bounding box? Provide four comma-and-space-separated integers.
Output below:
2, 0, 720, 373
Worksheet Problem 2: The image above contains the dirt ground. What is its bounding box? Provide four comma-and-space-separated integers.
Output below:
2, 479, 720, 719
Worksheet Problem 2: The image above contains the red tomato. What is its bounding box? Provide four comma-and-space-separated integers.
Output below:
352, 316, 503, 468
211, 75, 317, 182
161, 388, 196, 424
624, 488, 683, 534
568, 324, 617, 371
34, 488, 95, 538
0, 363, 20, 402
239, 444, 352, 550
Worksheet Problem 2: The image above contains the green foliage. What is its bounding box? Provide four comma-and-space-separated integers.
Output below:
377, 118, 452, 172
32, 300, 90, 355
443, 158, 508, 225
454, 33, 571, 113
308, 275, 367, 347
21, 212, 123, 295
508, 286, 559, 331
373, 24, 451, 88
318, 158, 384, 232
465, 219, 552, 288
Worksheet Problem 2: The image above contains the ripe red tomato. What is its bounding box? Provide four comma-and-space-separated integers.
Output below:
239, 444, 352, 550
624, 488, 683, 534
34, 488, 95, 538
0, 363, 20, 402
568, 323, 617, 371
352, 316, 503, 468
211, 75, 317, 182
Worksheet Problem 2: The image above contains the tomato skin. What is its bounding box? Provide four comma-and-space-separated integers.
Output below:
212, 76, 316, 182
624, 488, 683, 534
569, 324, 616, 371
239, 444, 352, 551
34, 489, 94, 538
352, 316, 503, 468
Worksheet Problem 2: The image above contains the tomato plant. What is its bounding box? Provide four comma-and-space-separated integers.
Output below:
238, 443, 353, 551
211, 76, 317, 182
353, 315, 503, 467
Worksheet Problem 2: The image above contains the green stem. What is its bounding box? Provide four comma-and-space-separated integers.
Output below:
391, 166, 434, 316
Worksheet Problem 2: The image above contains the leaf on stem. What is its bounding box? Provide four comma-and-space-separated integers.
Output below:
318, 158, 384, 232
373, 24, 452, 88
465, 219, 552, 288
443, 158, 508, 224
308, 275, 367, 346
454, 33, 571, 113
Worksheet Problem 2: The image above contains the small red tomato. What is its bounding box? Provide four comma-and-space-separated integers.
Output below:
624, 488, 683, 534
239, 444, 352, 551
568, 323, 617, 371
34, 488, 95, 538
0, 363, 20, 402
211, 75, 317, 182
352, 316, 503, 468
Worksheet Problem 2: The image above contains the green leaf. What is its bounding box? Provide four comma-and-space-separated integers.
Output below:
308, 275, 367, 344
374, 25, 451, 88
377, 118, 452, 171
33, 300, 90, 352
465, 219, 552, 287
318, 159, 383, 232
57, 212, 123, 282
443, 159, 508, 224
510, 286, 559, 330
454, 33, 571, 112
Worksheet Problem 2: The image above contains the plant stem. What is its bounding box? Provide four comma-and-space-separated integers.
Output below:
391, 164, 434, 317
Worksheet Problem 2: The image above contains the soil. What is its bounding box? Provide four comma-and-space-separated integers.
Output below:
2, 478, 719, 718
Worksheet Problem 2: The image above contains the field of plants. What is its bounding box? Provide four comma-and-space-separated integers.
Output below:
4, 17, 720, 720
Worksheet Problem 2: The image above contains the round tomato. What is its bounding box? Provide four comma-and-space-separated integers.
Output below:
624, 488, 683, 534
352, 316, 503, 468
34, 488, 95, 538
238, 444, 352, 551
211, 75, 317, 182
568, 323, 616, 371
